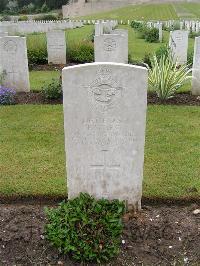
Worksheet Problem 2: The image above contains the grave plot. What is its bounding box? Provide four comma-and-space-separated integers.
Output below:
0, 4, 200, 265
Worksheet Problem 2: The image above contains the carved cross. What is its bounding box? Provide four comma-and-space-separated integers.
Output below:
90, 150, 120, 196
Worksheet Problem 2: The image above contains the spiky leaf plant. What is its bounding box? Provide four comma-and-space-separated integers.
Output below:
148, 54, 191, 101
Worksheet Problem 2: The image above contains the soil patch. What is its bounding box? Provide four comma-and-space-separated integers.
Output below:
0, 203, 199, 265
29, 63, 76, 71
14, 91, 200, 106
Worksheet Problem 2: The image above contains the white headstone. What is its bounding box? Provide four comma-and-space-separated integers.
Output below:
0, 36, 30, 92
62, 62, 148, 210
95, 23, 103, 36
0, 32, 8, 37
158, 22, 162, 42
169, 30, 189, 65
192, 37, 200, 95
180, 21, 184, 30
94, 34, 128, 64
47, 30, 66, 64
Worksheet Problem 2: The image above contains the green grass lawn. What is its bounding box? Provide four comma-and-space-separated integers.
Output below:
30, 70, 61, 91
26, 25, 94, 51
0, 104, 199, 199
174, 2, 200, 19
80, 2, 200, 20
80, 3, 178, 21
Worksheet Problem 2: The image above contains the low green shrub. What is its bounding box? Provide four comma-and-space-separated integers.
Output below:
18, 15, 28, 21
28, 48, 47, 65
189, 31, 200, 39
130, 20, 142, 29
132, 21, 159, 43
42, 78, 62, 100
67, 41, 94, 63
45, 193, 125, 263
35, 14, 58, 21
145, 28, 159, 43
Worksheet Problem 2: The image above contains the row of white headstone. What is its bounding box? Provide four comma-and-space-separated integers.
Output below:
1, 29, 200, 95
0, 20, 83, 35
0, 31, 67, 91
169, 29, 200, 95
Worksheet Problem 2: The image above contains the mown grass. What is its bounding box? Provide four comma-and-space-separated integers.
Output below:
26, 25, 94, 52
30, 70, 61, 91
80, 3, 178, 21
174, 2, 200, 19
0, 105, 199, 199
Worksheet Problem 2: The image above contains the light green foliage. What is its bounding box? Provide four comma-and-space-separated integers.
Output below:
148, 54, 192, 100
30, 70, 60, 92
45, 193, 125, 263
0, 105, 199, 199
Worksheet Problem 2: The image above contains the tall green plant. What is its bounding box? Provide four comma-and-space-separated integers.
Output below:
148, 54, 191, 101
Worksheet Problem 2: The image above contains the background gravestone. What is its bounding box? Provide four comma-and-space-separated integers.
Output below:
94, 34, 128, 63
62, 62, 148, 210
0, 32, 8, 37
169, 30, 189, 65
192, 36, 200, 95
47, 30, 66, 64
0, 36, 30, 92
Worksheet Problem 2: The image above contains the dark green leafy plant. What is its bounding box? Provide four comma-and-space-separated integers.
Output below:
45, 193, 125, 263
187, 51, 194, 67
27, 48, 47, 65
67, 41, 94, 63
145, 28, 159, 43
130, 20, 142, 29
42, 78, 62, 100
189, 31, 200, 39
35, 14, 59, 21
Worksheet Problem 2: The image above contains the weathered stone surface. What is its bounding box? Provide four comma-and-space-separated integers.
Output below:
94, 34, 128, 63
192, 36, 200, 95
169, 30, 188, 65
0, 32, 8, 37
62, 62, 148, 209
95, 23, 103, 36
0, 36, 30, 92
47, 30, 66, 64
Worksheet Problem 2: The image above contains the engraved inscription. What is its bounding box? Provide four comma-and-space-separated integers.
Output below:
90, 150, 120, 197
103, 38, 116, 51
4, 40, 17, 53
87, 67, 123, 112
5, 66, 18, 84
71, 117, 136, 149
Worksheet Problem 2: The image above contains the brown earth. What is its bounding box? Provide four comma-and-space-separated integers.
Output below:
0, 203, 199, 266
14, 91, 200, 106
